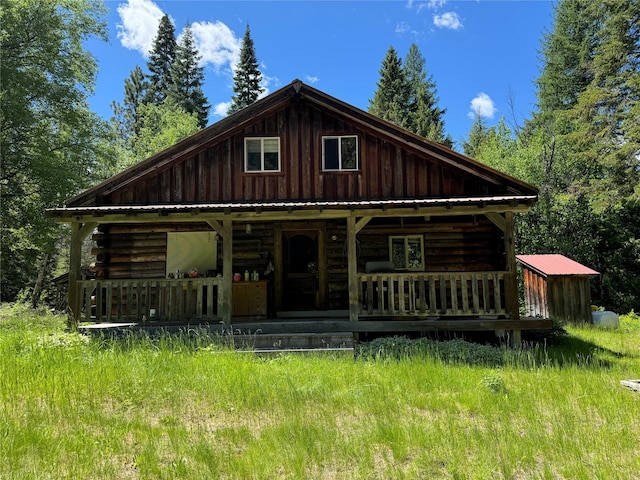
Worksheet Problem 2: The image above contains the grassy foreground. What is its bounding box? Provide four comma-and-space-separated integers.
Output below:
1, 305, 639, 479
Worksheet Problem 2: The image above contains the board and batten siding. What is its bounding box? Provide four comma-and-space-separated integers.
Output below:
108, 102, 499, 206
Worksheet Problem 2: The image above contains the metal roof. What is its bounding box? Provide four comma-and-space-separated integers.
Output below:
516, 254, 599, 276
47, 194, 537, 219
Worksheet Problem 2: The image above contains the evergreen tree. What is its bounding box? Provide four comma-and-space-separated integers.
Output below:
146, 14, 177, 105
169, 24, 210, 128
111, 65, 148, 140
369, 46, 411, 129
228, 25, 264, 114
404, 44, 452, 146
517, 0, 640, 312
565, 0, 640, 206
462, 114, 488, 158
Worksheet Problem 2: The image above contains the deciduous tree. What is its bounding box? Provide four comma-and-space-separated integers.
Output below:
0, 0, 112, 303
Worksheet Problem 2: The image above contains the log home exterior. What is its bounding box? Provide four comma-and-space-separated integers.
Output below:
48, 80, 551, 339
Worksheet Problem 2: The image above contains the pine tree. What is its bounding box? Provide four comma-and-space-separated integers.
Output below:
565, 0, 640, 205
369, 46, 411, 129
111, 65, 148, 139
462, 113, 488, 158
168, 24, 210, 128
404, 43, 452, 146
146, 14, 177, 105
536, 0, 598, 114
228, 25, 264, 114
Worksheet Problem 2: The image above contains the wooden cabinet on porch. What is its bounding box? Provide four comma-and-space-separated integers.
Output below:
232, 281, 267, 318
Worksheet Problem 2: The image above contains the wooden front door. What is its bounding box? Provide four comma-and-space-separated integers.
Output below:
276, 227, 326, 311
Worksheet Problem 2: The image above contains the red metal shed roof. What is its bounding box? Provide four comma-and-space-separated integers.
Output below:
516, 254, 599, 276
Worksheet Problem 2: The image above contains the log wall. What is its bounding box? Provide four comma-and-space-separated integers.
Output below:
90, 215, 504, 312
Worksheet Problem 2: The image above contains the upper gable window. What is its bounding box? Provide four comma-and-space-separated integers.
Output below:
322, 135, 358, 171
245, 137, 280, 172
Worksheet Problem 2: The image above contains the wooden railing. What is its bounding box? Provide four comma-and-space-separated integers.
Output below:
358, 272, 508, 317
78, 277, 224, 323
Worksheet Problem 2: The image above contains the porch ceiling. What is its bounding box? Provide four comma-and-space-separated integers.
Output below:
47, 194, 536, 224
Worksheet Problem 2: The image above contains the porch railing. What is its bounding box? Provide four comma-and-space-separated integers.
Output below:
78, 277, 223, 323
358, 272, 508, 317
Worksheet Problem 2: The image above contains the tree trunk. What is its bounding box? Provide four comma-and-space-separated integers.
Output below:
31, 253, 50, 309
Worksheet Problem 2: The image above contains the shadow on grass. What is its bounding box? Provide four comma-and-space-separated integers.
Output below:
355, 330, 625, 370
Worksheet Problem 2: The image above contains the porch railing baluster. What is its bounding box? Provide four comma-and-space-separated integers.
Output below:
358, 272, 507, 318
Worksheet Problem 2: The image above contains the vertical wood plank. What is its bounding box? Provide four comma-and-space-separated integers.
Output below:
429, 276, 437, 314
450, 274, 458, 314
418, 276, 426, 313
460, 275, 469, 314
439, 274, 447, 314
471, 274, 480, 314
503, 212, 519, 319
68, 223, 83, 329
347, 216, 359, 322
221, 219, 233, 324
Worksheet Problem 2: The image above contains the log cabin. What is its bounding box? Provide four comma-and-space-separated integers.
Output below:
47, 80, 552, 341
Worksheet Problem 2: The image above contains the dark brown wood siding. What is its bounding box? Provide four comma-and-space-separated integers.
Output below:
107, 101, 501, 206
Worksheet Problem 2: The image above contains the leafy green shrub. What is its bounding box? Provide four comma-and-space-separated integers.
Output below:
356, 336, 506, 366
480, 371, 507, 393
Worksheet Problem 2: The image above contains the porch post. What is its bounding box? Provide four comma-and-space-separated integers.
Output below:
67, 223, 82, 330
347, 216, 359, 323
221, 219, 233, 324
67, 222, 97, 330
504, 212, 521, 345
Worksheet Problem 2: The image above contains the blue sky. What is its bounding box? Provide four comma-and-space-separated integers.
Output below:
88, 0, 555, 148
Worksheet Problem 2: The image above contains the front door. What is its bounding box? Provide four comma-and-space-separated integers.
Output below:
282, 230, 320, 310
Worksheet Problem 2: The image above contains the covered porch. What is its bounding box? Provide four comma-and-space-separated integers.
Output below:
49, 195, 553, 340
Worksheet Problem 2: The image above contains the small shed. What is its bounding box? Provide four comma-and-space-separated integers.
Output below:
516, 254, 599, 324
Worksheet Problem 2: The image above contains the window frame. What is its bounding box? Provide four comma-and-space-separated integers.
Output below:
388, 235, 425, 271
322, 135, 359, 171
244, 137, 281, 173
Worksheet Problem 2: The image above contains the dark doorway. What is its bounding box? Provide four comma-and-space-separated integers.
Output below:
282, 231, 319, 310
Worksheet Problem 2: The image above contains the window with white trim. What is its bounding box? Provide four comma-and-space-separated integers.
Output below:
245, 137, 280, 172
389, 235, 424, 271
322, 135, 358, 171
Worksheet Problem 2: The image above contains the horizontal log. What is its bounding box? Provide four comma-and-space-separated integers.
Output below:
92, 246, 166, 256
109, 253, 167, 263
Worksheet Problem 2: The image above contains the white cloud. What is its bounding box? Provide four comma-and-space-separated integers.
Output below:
433, 12, 462, 30
395, 21, 412, 34
428, 0, 447, 8
407, 0, 446, 13
191, 21, 241, 70
213, 101, 231, 117
116, 0, 165, 57
304, 75, 320, 84
468, 93, 497, 119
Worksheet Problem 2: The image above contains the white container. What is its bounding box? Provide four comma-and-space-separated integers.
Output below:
592, 311, 619, 328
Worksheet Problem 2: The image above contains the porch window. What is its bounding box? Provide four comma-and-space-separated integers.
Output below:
166, 232, 217, 277
389, 235, 424, 271
322, 135, 358, 170
245, 137, 280, 172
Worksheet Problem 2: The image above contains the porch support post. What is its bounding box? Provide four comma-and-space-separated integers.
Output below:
67, 221, 97, 330
347, 216, 359, 323
504, 212, 521, 345
221, 219, 233, 324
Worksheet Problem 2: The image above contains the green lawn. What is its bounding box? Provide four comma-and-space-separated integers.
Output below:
1, 304, 639, 479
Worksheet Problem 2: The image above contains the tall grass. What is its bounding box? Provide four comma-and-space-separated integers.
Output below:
2, 303, 639, 479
